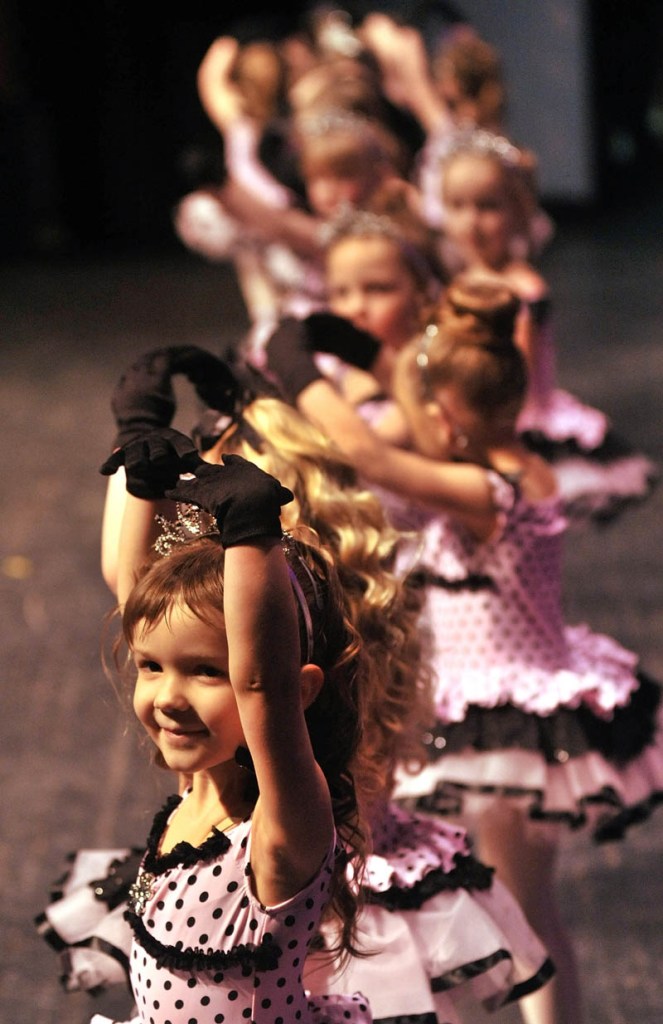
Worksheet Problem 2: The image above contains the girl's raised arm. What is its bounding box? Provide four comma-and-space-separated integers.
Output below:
166, 457, 334, 904
265, 332, 498, 536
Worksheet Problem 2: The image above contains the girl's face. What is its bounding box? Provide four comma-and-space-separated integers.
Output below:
132, 602, 245, 780
326, 235, 426, 351
443, 153, 515, 270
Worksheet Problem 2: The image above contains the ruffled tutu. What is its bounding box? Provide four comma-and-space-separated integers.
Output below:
434, 622, 641, 724
519, 387, 659, 524
304, 803, 554, 1021
35, 847, 142, 993
396, 673, 663, 841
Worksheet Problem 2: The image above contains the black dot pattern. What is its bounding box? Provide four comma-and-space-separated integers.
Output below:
400, 472, 605, 732
125, 810, 371, 1023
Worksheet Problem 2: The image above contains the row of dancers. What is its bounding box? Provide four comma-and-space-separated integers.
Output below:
37, 8, 662, 1024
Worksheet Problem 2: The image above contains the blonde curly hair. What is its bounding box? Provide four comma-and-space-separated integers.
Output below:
206, 396, 434, 804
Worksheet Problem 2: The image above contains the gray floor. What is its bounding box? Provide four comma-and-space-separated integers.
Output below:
1, 195, 662, 1024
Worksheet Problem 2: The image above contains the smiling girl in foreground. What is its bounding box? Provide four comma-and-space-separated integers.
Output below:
91, 453, 371, 1024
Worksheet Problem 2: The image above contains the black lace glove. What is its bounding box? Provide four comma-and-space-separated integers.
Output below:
265, 313, 381, 403
110, 346, 242, 449
100, 427, 200, 500
165, 454, 293, 547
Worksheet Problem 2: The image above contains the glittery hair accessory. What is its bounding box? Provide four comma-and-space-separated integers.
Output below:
415, 322, 439, 400
323, 207, 403, 245
435, 126, 522, 167
153, 512, 320, 664
153, 502, 219, 557
296, 107, 372, 139
322, 208, 438, 291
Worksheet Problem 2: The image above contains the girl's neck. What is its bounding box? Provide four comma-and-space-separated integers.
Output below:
160, 766, 254, 854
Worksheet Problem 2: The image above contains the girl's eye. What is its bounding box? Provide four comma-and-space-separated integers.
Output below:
137, 659, 161, 673
196, 665, 227, 679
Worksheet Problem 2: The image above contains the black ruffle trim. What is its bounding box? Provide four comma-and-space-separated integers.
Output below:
142, 794, 232, 876
406, 568, 497, 593
364, 855, 494, 911
431, 948, 555, 1009
522, 424, 648, 464
414, 779, 663, 843
424, 670, 661, 766
125, 910, 282, 972
373, 1014, 439, 1024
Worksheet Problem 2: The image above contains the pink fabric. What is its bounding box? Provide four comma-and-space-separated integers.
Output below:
114, 809, 371, 1024
394, 471, 640, 722
518, 386, 609, 449
305, 800, 551, 1018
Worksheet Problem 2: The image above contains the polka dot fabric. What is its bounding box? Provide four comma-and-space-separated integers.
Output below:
304, 801, 553, 1020
91, 795, 371, 1024
390, 472, 663, 835
395, 471, 640, 723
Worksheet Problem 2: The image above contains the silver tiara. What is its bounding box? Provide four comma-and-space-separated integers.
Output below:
296, 107, 372, 139
153, 503, 219, 557
435, 126, 522, 167
321, 207, 402, 246
153, 513, 319, 663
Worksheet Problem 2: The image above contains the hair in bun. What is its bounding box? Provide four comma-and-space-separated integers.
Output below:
393, 275, 527, 453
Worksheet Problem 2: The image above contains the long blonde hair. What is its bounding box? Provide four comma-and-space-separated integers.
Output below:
207, 397, 434, 801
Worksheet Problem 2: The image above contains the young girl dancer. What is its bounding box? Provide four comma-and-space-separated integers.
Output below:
89, 447, 373, 1024
428, 128, 658, 521
81, 349, 553, 1022
266, 276, 663, 1024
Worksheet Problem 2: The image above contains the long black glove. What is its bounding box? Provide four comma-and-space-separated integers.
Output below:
100, 427, 200, 500
265, 313, 381, 403
110, 346, 242, 449
165, 454, 293, 547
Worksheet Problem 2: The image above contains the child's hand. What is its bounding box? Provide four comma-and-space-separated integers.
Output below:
110, 346, 240, 449
100, 427, 201, 500
266, 314, 380, 402
165, 454, 293, 547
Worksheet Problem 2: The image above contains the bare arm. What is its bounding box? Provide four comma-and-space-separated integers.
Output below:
221, 179, 323, 259
297, 378, 498, 537
360, 14, 452, 135
224, 539, 333, 905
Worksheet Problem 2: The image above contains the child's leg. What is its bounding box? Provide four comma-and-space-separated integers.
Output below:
476, 801, 583, 1024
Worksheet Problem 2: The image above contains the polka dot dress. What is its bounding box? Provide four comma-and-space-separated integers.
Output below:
305, 800, 553, 1020
397, 471, 640, 723
391, 471, 663, 834
90, 794, 372, 1024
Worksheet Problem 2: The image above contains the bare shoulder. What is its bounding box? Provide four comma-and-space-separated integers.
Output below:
519, 450, 558, 502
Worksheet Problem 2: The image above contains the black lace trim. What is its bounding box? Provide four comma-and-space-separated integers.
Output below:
406, 568, 497, 593
522, 423, 657, 465
364, 855, 494, 911
431, 948, 555, 1008
125, 910, 282, 972
424, 671, 662, 766
414, 779, 663, 843
373, 1014, 439, 1024
142, 794, 232, 876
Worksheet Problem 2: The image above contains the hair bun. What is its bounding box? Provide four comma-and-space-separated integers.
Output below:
440, 275, 520, 348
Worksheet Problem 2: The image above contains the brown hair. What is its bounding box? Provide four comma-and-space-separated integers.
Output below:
393, 275, 527, 452
433, 29, 505, 128
119, 530, 367, 961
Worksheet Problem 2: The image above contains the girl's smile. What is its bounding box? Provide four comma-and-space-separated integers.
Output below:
132, 602, 246, 779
